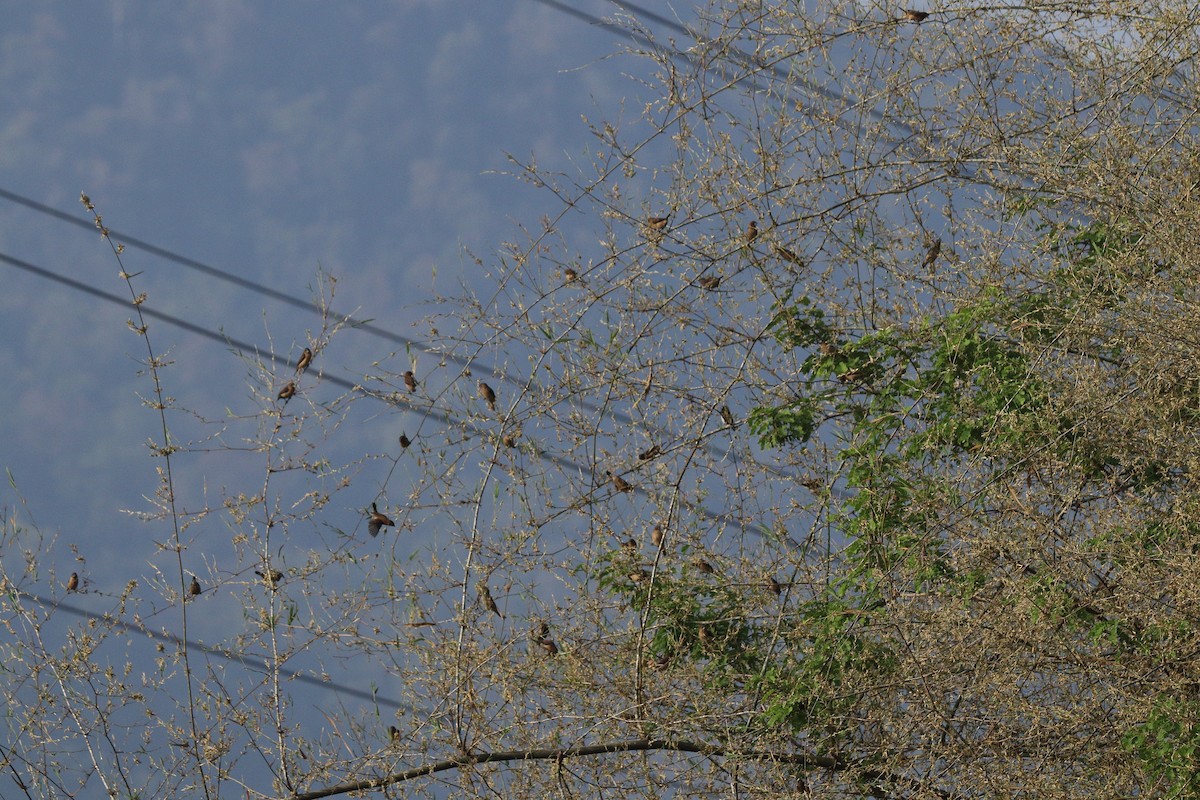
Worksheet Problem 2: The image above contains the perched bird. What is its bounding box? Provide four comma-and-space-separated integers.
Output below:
902, 9, 929, 22
66, 572, 79, 592
697, 275, 721, 290
403, 370, 418, 392
606, 470, 634, 493
696, 558, 716, 575
277, 381, 296, 402
535, 637, 559, 656
399, 433, 411, 449
622, 537, 638, 551
775, 245, 802, 264
922, 237, 942, 268
388, 725, 401, 742
478, 584, 503, 618
368, 502, 395, 537
651, 523, 665, 548
719, 405, 736, 428
629, 569, 650, 583
256, 569, 284, 587
768, 575, 784, 596
502, 432, 517, 448
478, 381, 497, 411
189, 575, 202, 596
295, 347, 313, 374
564, 267, 578, 282
646, 215, 670, 233
638, 445, 662, 461
746, 219, 758, 242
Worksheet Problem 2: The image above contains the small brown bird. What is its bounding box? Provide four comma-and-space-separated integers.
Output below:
638, 445, 661, 461
646, 215, 670, 232
622, 537, 638, 551
651, 523, 664, 548
295, 347, 313, 374
535, 637, 559, 656
696, 558, 716, 575
502, 432, 517, 448
719, 405, 736, 428
368, 502, 395, 537
478, 381, 497, 411
697, 275, 721, 290
388, 725, 401, 742
629, 569, 650, 583
922, 237, 942, 268
66, 572, 79, 592
478, 584, 503, 618
277, 381, 296, 402
256, 569, 284, 587
403, 370, 418, 392
564, 267, 578, 282
606, 470, 634, 493
768, 575, 784, 596
746, 220, 758, 242
775, 245, 802, 264
399, 433, 411, 449
902, 9, 929, 22
189, 575, 201, 596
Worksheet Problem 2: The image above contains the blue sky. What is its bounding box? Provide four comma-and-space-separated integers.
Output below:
0, 3, 679, 778
0, 1, 665, 552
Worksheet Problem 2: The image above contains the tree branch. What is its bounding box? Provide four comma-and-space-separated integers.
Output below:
289, 738, 840, 800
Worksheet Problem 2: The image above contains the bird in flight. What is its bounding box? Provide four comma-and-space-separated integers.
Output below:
368, 502, 395, 537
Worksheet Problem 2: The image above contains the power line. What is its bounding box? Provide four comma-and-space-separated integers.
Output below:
0, 186, 424, 351
0, 186, 800, 489
22, 589, 412, 711
0, 247, 785, 541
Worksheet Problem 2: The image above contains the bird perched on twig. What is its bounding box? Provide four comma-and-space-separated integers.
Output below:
646, 215, 670, 233
606, 470, 635, 493
388, 725, 401, 742
67, 572, 79, 592
295, 347, 313, 374
719, 405, 736, 428
695, 558, 717, 575
922, 237, 942, 268
531, 623, 559, 656
478, 584, 503, 618
403, 370, 418, 392
745, 220, 758, 243
256, 569, 284, 587
638, 445, 661, 461
902, 9, 929, 21
399, 433, 411, 449
775, 245, 802, 265
651, 523, 665, 548
277, 381, 296, 402
368, 502, 395, 537
768, 575, 784, 596
189, 575, 201, 596
697, 275, 721, 290
478, 381, 497, 411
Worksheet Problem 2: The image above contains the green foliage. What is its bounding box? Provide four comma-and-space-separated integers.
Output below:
1123, 695, 1200, 798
